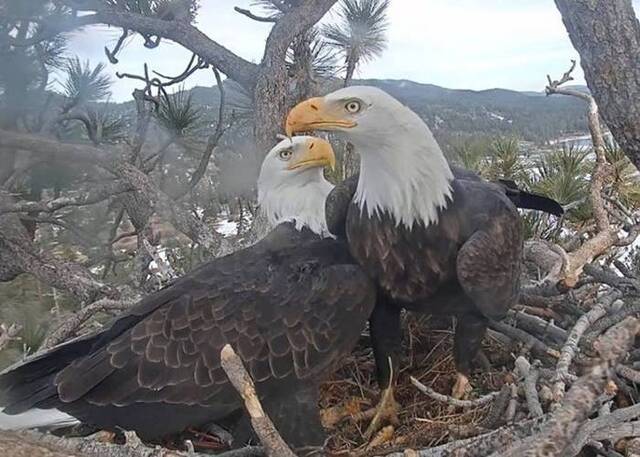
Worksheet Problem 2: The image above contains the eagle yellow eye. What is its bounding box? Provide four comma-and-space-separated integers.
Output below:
345, 100, 361, 114
278, 149, 293, 161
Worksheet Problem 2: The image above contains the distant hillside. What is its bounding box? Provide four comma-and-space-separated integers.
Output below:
358, 79, 588, 142
109, 79, 590, 143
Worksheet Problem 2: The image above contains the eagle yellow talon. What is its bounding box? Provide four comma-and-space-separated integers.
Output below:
451, 373, 473, 400
362, 387, 400, 440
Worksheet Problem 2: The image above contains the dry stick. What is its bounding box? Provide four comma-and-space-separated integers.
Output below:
565, 403, 640, 455
553, 300, 612, 401
545, 61, 621, 288
592, 420, 640, 442
478, 383, 513, 429
41, 298, 135, 349
0, 323, 21, 352
583, 300, 640, 348
220, 344, 297, 457
0, 429, 214, 457
410, 376, 501, 408
587, 441, 625, 457
505, 384, 519, 424
616, 365, 640, 384
488, 320, 560, 359
491, 317, 640, 457
142, 238, 176, 281
380, 416, 548, 457
523, 362, 544, 418
510, 309, 568, 344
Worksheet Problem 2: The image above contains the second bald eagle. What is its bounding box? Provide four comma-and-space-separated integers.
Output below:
286, 86, 563, 432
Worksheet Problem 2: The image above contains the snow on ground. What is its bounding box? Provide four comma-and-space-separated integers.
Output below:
214, 219, 238, 237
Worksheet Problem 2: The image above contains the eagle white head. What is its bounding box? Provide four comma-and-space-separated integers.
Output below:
285, 86, 453, 228
257, 136, 336, 237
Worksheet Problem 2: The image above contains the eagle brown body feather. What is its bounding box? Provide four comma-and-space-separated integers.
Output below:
0, 223, 376, 447
327, 167, 526, 384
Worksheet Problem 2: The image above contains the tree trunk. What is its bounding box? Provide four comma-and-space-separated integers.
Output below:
252, 0, 337, 155
554, 0, 640, 169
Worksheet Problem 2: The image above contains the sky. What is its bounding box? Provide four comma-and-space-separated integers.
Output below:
63, 0, 640, 102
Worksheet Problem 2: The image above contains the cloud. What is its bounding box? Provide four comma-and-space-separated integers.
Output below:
60, 0, 640, 101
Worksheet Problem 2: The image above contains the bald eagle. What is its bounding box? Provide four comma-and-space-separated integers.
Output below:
286, 86, 563, 433
0, 136, 376, 451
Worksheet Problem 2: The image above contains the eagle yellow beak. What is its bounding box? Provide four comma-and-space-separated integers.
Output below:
285, 97, 356, 137
287, 137, 336, 171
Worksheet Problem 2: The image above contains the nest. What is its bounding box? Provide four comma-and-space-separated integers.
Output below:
319, 313, 514, 455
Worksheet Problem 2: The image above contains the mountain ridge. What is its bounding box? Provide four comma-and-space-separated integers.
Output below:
110, 78, 590, 142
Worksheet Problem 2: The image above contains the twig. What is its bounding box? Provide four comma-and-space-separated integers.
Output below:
492, 318, 640, 457
104, 28, 129, 64
41, 298, 135, 349
478, 383, 512, 429
0, 429, 211, 457
234, 7, 278, 22
142, 238, 176, 281
616, 365, 640, 384
219, 344, 297, 457
505, 384, 519, 424
177, 66, 229, 198
489, 320, 560, 359
410, 376, 501, 408
583, 300, 640, 348
0, 182, 133, 214
382, 416, 548, 457
553, 300, 612, 401
523, 362, 544, 418
0, 323, 21, 352
510, 309, 568, 344
566, 404, 640, 455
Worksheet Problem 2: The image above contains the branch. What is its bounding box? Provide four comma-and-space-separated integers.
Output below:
545, 60, 591, 102
104, 28, 129, 64
552, 299, 612, 400
93, 10, 259, 89
177, 67, 228, 197
41, 297, 135, 349
0, 129, 114, 170
0, 323, 21, 352
0, 429, 213, 457
234, 7, 278, 22
0, 182, 132, 215
0, 197, 119, 302
545, 60, 618, 288
0, 130, 229, 255
220, 344, 297, 457
491, 318, 640, 457
410, 376, 502, 408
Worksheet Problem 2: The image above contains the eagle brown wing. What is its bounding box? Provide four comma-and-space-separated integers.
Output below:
53, 239, 374, 409
0, 229, 375, 439
455, 180, 524, 320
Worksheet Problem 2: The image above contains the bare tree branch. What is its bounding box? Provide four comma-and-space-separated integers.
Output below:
234, 7, 278, 23
0, 323, 21, 352
0, 182, 132, 215
41, 298, 135, 349
410, 376, 502, 408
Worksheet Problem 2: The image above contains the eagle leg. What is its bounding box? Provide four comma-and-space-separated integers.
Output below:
360, 296, 402, 439
370, 295, 402, 390
452, 312, 488, 399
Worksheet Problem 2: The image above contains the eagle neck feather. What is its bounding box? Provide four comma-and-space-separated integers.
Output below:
258, 168, 334, 238
353, 112, 454, 228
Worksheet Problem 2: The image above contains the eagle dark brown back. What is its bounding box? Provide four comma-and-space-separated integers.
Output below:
0, 223, 375, 449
